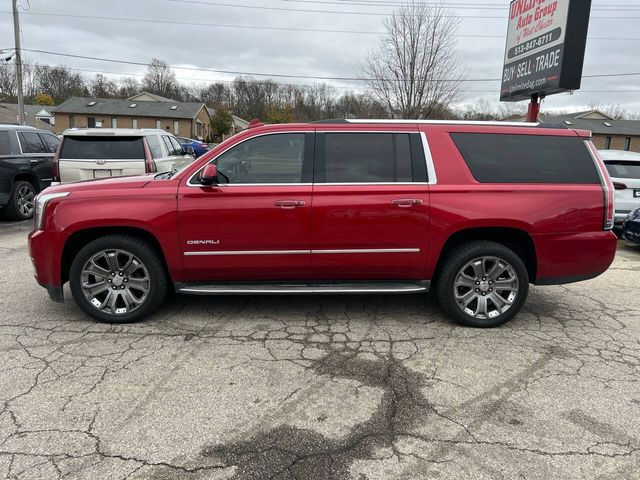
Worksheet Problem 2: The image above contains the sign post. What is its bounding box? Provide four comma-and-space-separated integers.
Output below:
500, 0, 592, 121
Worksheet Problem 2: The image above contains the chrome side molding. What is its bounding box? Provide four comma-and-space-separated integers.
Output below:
175, 281, 430, 295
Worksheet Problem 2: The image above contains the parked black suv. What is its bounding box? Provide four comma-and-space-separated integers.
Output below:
0, 125, 60, 220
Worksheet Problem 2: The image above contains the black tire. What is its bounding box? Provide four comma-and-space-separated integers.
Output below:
5, 180, 36, 220
436, 241, 529, 328
69, 235, 168, 323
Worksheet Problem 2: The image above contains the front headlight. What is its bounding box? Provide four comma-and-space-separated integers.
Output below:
34, 192, 70, 230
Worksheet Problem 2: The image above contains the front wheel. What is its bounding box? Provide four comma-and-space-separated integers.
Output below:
436, 241, 529, 328
69, 235, 168, 323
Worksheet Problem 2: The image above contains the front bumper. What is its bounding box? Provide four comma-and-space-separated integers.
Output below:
28, 229, 65, 301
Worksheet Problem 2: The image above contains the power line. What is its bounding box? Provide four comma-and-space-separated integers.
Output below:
4, 11, 640, 40
167, 0, 640, 18
6, 61, 640, 94
282, 0, 640, 10
19, 47, 640, 83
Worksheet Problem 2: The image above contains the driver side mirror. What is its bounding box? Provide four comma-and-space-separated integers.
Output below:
199, 164, 218, 185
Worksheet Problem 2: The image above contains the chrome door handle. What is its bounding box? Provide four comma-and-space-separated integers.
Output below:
392, 199, 423, 207
274, 200, 306, 209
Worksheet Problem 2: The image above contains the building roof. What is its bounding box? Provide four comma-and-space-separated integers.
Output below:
0, 103, 55, 131
540, 112, 640, 136
127, 92, 176, 102
52, 97, 208, 119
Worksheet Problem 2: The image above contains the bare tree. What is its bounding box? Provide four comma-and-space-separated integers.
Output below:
89, 74, 117, 98
588, 102, 628, 120
118, 77, 141, 99
362, 1, 464, 119
142, 58, 177, 98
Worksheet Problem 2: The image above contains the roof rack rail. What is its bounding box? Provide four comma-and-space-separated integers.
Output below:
535, 123, 568, 129
312, 118, 349, 124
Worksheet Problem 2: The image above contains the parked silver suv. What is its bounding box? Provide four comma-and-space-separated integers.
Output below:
599, 149, 640, 225
54, 129, 196, 184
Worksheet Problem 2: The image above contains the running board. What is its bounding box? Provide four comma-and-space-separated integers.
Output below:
175, 281, 430, 295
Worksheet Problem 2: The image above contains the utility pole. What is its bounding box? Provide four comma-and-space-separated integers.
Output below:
12, 0, 25, 125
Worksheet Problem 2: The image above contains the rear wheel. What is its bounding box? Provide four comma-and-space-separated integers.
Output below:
69, 235, 167, 323
5, 180, 36, 220
436, 241, 529, 328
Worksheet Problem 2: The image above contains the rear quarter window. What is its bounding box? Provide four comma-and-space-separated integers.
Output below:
0, 131, 11, 155
60, 136, 145, 160
451, 133, 600, 184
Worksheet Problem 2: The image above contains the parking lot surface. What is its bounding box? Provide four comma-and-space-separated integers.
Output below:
0, 221, 639, 479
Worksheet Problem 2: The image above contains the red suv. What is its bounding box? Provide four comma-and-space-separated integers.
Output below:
28, 120, 617, 327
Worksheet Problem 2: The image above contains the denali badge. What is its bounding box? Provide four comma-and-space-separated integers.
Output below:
187, 240, 220, 245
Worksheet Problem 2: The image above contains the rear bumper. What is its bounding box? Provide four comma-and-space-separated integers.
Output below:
534, 231, 617, 285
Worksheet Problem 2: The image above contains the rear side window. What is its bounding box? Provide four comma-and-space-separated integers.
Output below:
39, 133, 60, 153
320, 133, 421, 183
18, 131, 46, 154
604, 161, 640, 179
146, 135, 164, 159
0, 131, 10, 155
451, 133, 600, 184
60, 137, 145, 160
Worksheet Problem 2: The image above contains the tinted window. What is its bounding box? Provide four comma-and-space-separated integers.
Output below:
18, 132, 46, 154
322, 133, 414, 183
451, 133, 600, 184
0, 131, 10, 155
214, 133, 305, 184
162, 136, 181, 156
169, 136, 184, 155
60, 137, 145, 160
605, 161, 640, 179
146, 135, 164, 159
40, 133, 60, 153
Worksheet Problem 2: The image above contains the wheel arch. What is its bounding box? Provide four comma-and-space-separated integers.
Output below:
432, 227, 537, 284
61, 226, 171, 285
12, 172, 40, 192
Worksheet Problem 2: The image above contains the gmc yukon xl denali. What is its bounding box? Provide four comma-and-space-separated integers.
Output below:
28, 120, 617, 327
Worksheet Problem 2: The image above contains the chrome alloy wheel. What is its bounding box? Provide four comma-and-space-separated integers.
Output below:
80, 249, 150, 316
16, 184, 35, 217
453, 256, 519, 320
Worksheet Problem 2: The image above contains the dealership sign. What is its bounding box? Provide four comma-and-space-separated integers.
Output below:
500, 0, 592, 102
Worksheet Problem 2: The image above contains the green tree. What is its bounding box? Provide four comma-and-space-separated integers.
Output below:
33, 92, 54, 106
210, 107, 233, 141
265, 106, 293, 124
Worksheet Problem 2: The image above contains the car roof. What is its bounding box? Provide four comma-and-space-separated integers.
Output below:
0, 124, 43, 132
61, 128, 170, 137
598, 149, 640, 161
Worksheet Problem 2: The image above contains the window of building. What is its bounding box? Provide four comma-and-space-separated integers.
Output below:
320, 133, 414, 183
604, 136, 612, 149
69, 115, 75, 128
174, 120, 179, 135
451, 133, 600, 184
111, 117, 117, 128
87, 117, 96, 128
155, 120, 161, 129
214, 133, 306, 184
196, 121, 203, 138
624, 137, 631, 151
132, 118, 138, 129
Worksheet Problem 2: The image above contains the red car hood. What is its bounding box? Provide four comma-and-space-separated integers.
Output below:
43, 175, 154, 195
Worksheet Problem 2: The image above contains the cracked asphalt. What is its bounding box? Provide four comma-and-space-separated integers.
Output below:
1, 220, 639, 479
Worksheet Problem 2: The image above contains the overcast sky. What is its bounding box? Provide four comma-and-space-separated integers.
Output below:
1, 0, 639, 115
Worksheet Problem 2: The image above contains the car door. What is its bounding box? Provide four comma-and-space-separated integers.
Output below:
178, 130, 314, 281
17, 131, 52, 188
311, 129, 431, 280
